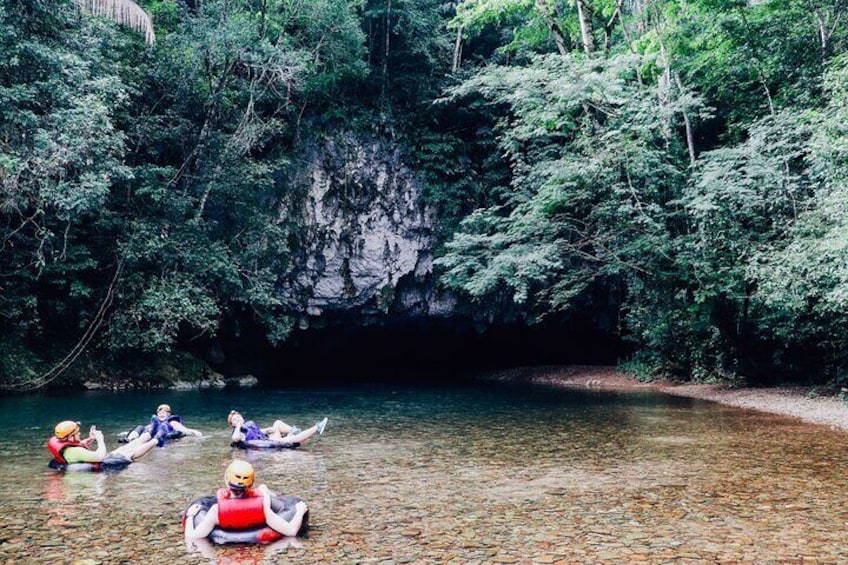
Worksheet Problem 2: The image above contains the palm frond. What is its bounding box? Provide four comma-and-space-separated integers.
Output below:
78, 0, 156, 45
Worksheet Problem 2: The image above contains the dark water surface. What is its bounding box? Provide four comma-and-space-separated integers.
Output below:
1, 383, 848, 564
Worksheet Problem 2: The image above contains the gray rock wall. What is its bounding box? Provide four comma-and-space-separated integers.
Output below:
279, 133, 455, 322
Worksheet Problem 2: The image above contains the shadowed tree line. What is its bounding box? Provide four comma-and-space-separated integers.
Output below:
2, 0, 848, 388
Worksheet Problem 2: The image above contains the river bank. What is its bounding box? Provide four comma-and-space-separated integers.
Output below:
482, 365, 848, 432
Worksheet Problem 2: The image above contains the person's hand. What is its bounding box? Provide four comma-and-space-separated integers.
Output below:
89, 425, 97, 437
185, 503, 202, 518
295, 501, 308, 515
257, 483, 270, 496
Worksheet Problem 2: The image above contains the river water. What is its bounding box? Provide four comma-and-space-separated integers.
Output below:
1, 382, 847, 564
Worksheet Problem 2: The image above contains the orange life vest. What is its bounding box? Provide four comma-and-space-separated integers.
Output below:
46, 436, 97, 467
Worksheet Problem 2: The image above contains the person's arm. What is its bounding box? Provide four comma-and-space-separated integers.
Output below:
170, 421, 202, 437
184, 503, 219, 541
229, 413, 247, 441
257, 484, 308, 537
63, 427, 107, 463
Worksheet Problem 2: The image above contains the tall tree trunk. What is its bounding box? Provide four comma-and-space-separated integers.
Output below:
577, 0, 595, 53
535, 0, 571, 55
367, 19, 373, 67
633, 0, 647, 33
576, 0, 595, 53
382, 0, 391, 102
452, 25, 464, 72
259, 0, 267, 38
674, 72, 697, 165
603, 0, 623, 54
658, 36, 696, 163
657, 40, 675, 150
612, 3, 642, 83
808, 1, 839, 61
451, 1, 465, 71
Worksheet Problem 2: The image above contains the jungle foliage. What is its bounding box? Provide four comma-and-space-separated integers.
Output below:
2, 0, 848, 387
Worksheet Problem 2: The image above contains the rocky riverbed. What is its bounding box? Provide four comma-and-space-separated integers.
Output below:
4, 378, 848, 564
482, 365, 848, 432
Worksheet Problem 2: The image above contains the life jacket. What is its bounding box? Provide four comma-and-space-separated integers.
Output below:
144, 415, 186, 446
46, 436, 97, 468
146, 414, 182, 434
216, 487, 266, 530
241, 421, 267, 441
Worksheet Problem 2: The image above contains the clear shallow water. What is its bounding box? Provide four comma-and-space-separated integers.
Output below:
1, 383, 848, 564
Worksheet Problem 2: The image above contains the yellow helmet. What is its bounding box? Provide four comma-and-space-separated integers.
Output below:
156, 404, 171, 414
54, 420, 80, 440
225, 460, 255, 490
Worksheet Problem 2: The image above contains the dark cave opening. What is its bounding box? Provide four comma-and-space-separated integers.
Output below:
203, 315, 627, 386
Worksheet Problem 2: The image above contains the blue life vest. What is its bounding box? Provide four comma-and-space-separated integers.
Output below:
241, 421, 267, 441
145, 415, 184, 445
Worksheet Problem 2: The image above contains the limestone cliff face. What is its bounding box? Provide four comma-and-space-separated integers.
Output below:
200, 134, 620, 378
279, 133, 457, 323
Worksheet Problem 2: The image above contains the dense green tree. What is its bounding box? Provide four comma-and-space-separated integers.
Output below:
7, 0, 848, 388
0, 0, 367, 386
748, 57, 848, 380
437, 0, 848, 382
109, 0, 367, 351
0, 0, 140, 386
436, 54, 691, 322
361, 0, 453, 106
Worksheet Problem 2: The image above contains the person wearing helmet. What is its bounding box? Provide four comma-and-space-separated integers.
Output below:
119, 403, 202, 446
228, 410, 328, 446
144, 403, 203, 443
47, 420, 158, 467
184, 459, 309, 540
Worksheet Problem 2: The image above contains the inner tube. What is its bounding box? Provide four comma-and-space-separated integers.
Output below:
117, 425, 185, 444
183, 494, 309, 544
158, 430, 185, 444
231, 440, 300, 450
47, 455, 132, 472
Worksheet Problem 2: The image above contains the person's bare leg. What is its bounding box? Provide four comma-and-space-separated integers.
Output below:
284, 418, 327, 444
113, 436, 158, 460
121, 431, 153, 447
135, 431, 153, 443
266, 420, 295, 440
124, 426, 148, 442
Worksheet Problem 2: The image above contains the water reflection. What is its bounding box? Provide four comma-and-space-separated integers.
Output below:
44, 473, 77, 529
0, 384, 847, 563
42, 471, 109, 532
186, 535, 303, 563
